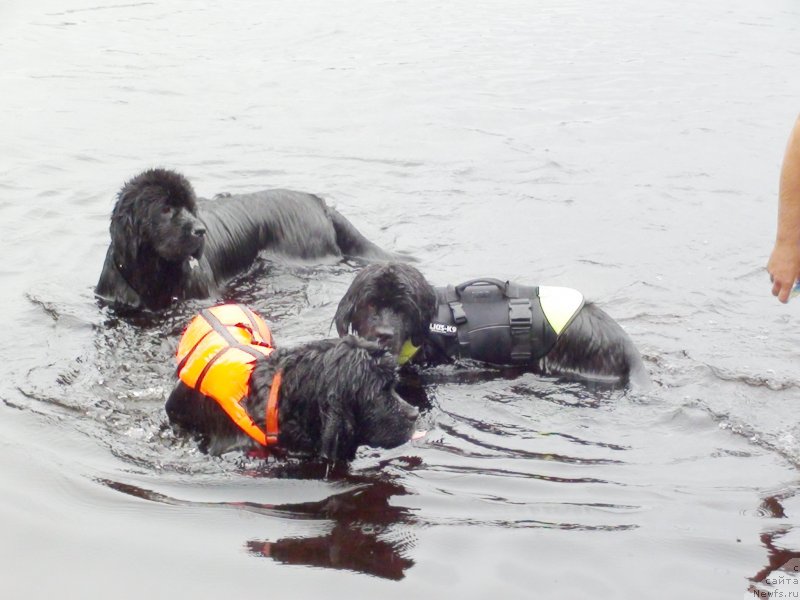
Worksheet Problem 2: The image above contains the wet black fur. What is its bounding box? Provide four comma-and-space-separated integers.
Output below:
96, 168, 398, 311
334, 262, 649, 387
165, 335, 418, 462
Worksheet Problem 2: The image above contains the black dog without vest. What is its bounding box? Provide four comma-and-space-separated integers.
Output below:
96, 168, 401, 311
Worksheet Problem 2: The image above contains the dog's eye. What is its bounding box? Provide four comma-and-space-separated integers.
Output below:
161, 205, 173, 215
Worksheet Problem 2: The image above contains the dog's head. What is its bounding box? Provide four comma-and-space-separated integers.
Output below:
110, 168, 206, 268
269, 335, 419, 462
334, 263, 437, 363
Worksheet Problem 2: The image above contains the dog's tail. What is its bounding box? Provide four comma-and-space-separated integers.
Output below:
327, 206, 415, 262
623, 342, 651, 391
546, 303, 650, 390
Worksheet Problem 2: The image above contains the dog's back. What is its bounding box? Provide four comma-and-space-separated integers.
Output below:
542, 302, 650, 389
429, 280, 648, 387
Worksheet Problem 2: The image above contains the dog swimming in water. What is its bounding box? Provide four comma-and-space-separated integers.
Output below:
334, 262, 649, 388
96, 168, 402, 311
165, 304, 418, 461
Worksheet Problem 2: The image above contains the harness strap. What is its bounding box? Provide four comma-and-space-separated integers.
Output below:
199, 306, 267, 360
194, 306, 269, 391
439, 285, 471, 354
508, 298, 533, 363
176, 328, 213, 375
265, 370, 282, 446
240, 304, 273, 347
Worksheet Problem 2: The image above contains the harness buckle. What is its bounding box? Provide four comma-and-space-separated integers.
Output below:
509, 298, 532, 326
449, 301, 467, 325
508, 298, 533, 363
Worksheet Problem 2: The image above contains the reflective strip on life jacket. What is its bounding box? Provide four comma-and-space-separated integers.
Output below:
176, 304, 278, 446
538, 286, 584, 335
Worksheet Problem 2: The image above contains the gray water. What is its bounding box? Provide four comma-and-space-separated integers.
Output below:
2, 0, 800, 597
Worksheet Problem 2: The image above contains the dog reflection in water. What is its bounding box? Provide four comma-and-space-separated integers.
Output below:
165, 304, 418, 462
246, 473, 416, 580
99, 470, 418, 581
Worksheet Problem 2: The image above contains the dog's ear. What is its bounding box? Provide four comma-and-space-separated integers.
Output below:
402, 267, 437, 346
410, 290, 437, 346
334, 265, 384, 336
333, 288, 358, 337
109, 187, 144, 267
319, 396, 358, 462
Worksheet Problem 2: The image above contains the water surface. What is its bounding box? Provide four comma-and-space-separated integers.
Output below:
2, 1, 800, 598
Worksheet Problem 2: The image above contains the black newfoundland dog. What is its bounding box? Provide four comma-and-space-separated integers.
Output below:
96, 168, 400, 311
165, 304, 417, 461
334, 262, 649, 388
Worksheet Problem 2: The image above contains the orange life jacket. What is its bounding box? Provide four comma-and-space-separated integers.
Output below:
176, 304, 281, 446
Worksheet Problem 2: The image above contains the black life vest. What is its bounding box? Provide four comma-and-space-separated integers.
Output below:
426, 278, 584, 366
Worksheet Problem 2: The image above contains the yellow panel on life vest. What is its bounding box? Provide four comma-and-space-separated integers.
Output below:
538, 286, 584, 335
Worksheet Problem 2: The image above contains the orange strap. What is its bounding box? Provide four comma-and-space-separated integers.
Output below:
216, 368, 280, 448
265, 370, 282, 446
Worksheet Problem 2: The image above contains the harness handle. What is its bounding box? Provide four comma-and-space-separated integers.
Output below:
454, 278, 509, 297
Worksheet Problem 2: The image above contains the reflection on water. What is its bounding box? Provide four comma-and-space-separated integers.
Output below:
246, 532, 412, 581
99, 461, 418, 581
245, 477, 415, 580
748, 493, 800, 596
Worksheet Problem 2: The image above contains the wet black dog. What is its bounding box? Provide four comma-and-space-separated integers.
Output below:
96, 168, 399, 311
334, 262, 649, 387
166, 332, 418, 462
